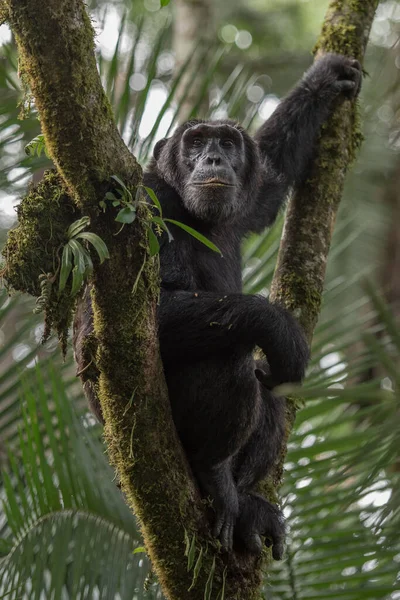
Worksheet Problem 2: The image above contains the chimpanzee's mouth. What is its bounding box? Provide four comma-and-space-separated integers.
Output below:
192, 179, 235, 187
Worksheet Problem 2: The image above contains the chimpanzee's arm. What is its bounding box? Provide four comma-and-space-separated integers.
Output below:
158, 290, 309, 384
246, 54, 362, 232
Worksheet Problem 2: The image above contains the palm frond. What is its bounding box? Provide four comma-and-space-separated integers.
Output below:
264, 287, 400, 599
0, 291, 76, 449
0, 364, 155, 599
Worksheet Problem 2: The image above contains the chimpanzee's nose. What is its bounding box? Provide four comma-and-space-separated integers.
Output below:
206, 154, 221, 165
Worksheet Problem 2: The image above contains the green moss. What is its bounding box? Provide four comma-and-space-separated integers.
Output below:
349, 107, 364, 163
3, 170, 76, 295
316, 22, 362, 59
2, 169, 78, 351
275, 271, 322, 337
79, 331, 100, 381
0, 4, 9, 25
314, 0, 378, 61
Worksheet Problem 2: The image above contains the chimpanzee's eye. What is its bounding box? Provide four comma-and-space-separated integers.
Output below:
221, 139, 234, 148
192, 138, 203, 147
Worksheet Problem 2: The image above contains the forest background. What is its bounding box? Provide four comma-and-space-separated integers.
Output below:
0, 0, 399, 598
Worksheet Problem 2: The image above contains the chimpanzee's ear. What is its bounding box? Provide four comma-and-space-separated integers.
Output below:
153, 138, 168, 161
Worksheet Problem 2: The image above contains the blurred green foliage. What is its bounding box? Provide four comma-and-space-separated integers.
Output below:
0, 0, 399, 598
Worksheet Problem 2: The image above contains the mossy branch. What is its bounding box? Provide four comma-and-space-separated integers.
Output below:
0, 3, 8, 26
269, 0, 379, 444
4, 1, 212, 599
270, 0, 378, 337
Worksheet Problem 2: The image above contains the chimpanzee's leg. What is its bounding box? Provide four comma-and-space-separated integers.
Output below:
234, 360, 285, 490
233, 359, 286, 558
165, 351, 262, 550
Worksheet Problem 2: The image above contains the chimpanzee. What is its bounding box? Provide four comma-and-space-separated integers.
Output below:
74, 54, 362, 559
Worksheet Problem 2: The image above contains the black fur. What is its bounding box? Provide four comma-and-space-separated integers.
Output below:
74, 54, 362, 558
143, 54, 361, 556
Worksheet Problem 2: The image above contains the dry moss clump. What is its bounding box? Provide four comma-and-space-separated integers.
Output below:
2, 169, 79, 351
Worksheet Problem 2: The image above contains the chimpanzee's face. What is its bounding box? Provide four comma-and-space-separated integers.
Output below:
178, 123, 247, 222
154, 121, 252, 223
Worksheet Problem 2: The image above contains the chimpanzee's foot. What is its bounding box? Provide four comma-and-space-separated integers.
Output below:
212, 498, 239, 551
235, 493, 286, 560
196, 460, 239, 551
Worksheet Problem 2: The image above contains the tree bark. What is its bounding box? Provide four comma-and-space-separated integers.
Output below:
2, 0, 378, 598
269, 0, 379, 468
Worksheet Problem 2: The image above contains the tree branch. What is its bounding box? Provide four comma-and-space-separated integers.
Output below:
271, 0, 378, 336
269, 0, 379, 462
3, 1, 209, 598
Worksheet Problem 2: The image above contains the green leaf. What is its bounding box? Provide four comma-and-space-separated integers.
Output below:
115, 207, 136, 224
111, 174, 127, 190
80, 245, 94, 277
68, 239, 86, 296
70, 266, 83, 297
67, 216, 90, 239
132, 255, 147, 296
105, 12, 126, 104
133, 546, 146, 555
164, 219, 222, 255
68, 239, 86, 271
184, 529, 190, 557
160, 0, 171, 6
76, 232, 110, 263
188, 546, 203, 591
24, 134, 48, 158
105, 192, 118, 201
125, 187, 133, 204
59, 243, 73, 292
216, 567, 227, 600
0, 363, 144, 598
204, 556, 215, 600
144, 186, 162, 216
187, 534, 196, 571
147, 227, 160, 257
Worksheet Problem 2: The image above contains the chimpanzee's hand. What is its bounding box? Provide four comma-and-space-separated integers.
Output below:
303, 53, 362, 101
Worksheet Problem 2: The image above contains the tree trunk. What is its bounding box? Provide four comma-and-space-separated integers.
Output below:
1, 0, 378, 598
172, 0, 215, 121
